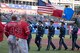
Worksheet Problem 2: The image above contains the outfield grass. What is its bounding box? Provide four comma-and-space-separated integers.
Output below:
0, 34, 80, 53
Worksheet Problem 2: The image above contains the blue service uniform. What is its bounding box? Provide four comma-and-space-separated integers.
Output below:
35, 25, 45, 51
46, 25, 56, 50
58, 26, 68, 50
71, 26, 80, 50
27, 25, 32, 50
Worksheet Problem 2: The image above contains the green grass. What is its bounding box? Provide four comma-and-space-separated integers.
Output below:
0, 34, 80, 53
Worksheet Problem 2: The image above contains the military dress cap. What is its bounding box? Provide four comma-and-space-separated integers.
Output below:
61, 22, 65, 25
27, 21, 32, 24
38, 20, 43, 23
50, 20, 54, 23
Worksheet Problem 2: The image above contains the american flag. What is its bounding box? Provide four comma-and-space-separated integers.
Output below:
38, 3, 56, 15
37, 0, 55, 15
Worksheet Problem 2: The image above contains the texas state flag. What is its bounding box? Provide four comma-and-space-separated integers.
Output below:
52, 9, 63, 18
51, 4, 64, 18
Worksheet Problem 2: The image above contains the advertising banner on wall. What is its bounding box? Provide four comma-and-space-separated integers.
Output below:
1, 3, 37, 10
0, 3, 38, 15
0, 7, 37, 15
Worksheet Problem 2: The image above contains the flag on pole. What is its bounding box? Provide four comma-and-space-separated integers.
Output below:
62, 8, 74, 20
52, 9, 63, 18
37, 0, 64, 18
51, 4, 64, 18
37, 0, 55, 15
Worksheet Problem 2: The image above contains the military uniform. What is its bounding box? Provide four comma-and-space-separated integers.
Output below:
27, 24, 32, 50
46, 23, 56, 51
71, 24, 80, 50
57, 22, 68, 50
45, 21, 56, 50
35, 21, 44, 51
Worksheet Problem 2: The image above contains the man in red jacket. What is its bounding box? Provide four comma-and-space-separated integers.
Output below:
15, 15, 30, 53
0, 17, 4, 42
5, 15, 18, 53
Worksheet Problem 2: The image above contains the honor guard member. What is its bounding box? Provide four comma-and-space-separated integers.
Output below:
5, 16, 18, 53
46, 20, 56, 51
57, 22, 68, 50
27, 21, 33, 51
35, 21, 45, 51
71, 23, 80, 50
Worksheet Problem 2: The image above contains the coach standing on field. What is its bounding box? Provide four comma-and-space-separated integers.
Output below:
15, 15, 30, 53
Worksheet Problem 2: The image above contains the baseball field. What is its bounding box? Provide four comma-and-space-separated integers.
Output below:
0, 34, 80, 53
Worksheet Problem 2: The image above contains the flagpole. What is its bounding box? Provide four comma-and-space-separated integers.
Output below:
72, 0, 74, 10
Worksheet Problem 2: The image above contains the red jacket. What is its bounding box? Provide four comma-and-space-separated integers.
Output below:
0, 22, 4, 42
15, 21, 30, 39
5, 21, 17, 37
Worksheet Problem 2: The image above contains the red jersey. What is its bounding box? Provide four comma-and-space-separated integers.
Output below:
15, 21, 30, 39
5, 21, 17, 37
0, 22, 4, 42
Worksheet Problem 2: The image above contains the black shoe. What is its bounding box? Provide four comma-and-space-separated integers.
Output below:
37, 48, 40, 51
71, 48, 74, 51
53, 48, 56, 50
65, 48, 68, 50
77, 47, 80, 50
37, 46, 41, 51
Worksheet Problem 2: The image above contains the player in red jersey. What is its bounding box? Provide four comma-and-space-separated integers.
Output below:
5, 15, 18, 53
15, 15, 30, 53
0, 17, 4, 42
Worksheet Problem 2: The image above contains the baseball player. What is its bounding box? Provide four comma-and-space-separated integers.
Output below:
15, 15, 30, 53
5, 15, 18, 53
0, 17, 4, 43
